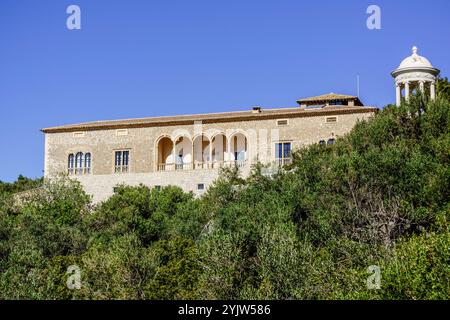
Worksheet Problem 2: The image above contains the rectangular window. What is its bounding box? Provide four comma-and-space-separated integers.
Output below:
283, 143, 291, 158
123, 151, 129, 167
275, 142, 292, 165
73, 132, 85, 138
197, 183, 205, 190
276, 119, 289, 126
116, 129, 128, 136
326, 116, 338, 123
114, 150, 129, 173
275, 142, 292, 158
329, 101, 345, 106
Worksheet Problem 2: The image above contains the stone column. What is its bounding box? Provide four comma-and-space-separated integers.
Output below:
430, 81, 436, 100
172, 139, 176, 170
191, 140, 194, 170
226, 137, 231, 163
209, 137, 213, 168
419, 81, 425, 93
225, 136, 229, 162
396, 83, 401, 106
405, 81, 410, 101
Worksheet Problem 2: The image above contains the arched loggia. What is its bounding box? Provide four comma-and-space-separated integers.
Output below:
228, 132, 247, 168
193, 134, 211, 169
156, 136, 174, 171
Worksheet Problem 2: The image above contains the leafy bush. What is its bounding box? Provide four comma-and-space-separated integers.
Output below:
0, 86, 449, 300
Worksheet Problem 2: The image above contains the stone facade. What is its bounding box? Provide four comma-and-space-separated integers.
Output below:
43, 97, 376, 203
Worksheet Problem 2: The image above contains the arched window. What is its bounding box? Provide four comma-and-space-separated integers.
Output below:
84, 153, 91, 174
75, 152, 84, 175
68, 154, 74, 174
319, 140, 326, 145
327, 138, 335, 145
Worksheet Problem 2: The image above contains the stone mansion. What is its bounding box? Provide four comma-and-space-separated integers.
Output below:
43, 94, 376, 202
42, 47, 439, 203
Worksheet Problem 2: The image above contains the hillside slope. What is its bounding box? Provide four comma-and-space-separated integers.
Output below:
0, 91, 448, 300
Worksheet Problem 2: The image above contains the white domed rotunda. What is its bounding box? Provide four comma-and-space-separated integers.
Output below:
391, 46, 440, 106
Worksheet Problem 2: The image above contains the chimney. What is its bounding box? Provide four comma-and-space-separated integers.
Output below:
252, 106, 262, 114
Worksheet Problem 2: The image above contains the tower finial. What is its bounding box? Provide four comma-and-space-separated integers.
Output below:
412, 46, 418, 55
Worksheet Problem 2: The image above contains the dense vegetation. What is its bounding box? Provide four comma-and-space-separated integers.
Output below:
0, 85, 449, 300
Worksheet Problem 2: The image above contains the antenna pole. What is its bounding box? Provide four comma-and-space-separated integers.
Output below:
357, 75, 360, 97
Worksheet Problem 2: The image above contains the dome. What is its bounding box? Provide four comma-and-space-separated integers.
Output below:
391, 46, 440, 107
397, 46, 434, 69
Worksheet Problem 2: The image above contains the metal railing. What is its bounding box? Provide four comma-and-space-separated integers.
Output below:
114, 165, 129, 173
275, 158, 292, 166
68, 167, 91, 175
157, 159, 248, 171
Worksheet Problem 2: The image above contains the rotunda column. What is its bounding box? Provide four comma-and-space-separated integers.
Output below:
419, 81, 425, 93
395, 83, 401, 106
430, 82, 436, 100
404, 81, 410, 101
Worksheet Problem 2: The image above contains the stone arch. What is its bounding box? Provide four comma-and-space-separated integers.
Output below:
210, 132, 227, 163
228, 131, 248, 162
173, 135, 193, 169
193, 134, 211, 168
156, 135, 174, 171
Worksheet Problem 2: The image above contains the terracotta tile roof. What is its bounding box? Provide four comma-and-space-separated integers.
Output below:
297, 93, 362, 104
41, 105, 377, 133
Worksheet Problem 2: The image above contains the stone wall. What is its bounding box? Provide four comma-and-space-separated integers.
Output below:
44, 108, 375, 203
74, 169, 237, 203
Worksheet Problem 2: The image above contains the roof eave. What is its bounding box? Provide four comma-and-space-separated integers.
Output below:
41, 106, 378, 134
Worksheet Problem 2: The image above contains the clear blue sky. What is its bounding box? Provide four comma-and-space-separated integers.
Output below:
0, 0, 449, 182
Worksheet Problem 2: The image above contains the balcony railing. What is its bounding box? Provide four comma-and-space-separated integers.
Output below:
68, 168, 91, 175
157, 163, 175, 171
157, 160, 248, 171
274, 158, 292, 166
114, 165, 129, 173
193, 162, 210, 170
